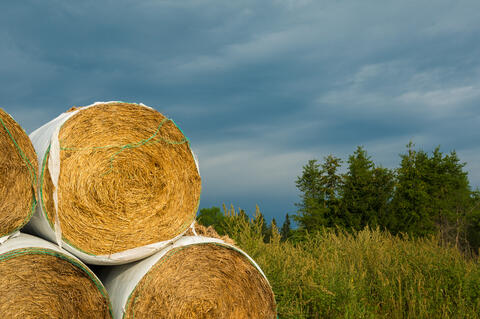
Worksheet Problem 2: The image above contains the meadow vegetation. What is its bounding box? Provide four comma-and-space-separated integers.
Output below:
209, 205, 480, 318
198, 143, 480, 318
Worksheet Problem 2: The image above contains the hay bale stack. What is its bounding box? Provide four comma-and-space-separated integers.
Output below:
101, 236, 277, 319
0, 108, 38, 239
28, 102, 201, 264
0, 233, 112, 318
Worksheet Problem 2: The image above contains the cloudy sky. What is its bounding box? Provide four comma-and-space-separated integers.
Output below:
1, 0, 479, 224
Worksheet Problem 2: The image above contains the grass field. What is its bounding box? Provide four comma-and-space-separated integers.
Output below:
223, 210, 480, 318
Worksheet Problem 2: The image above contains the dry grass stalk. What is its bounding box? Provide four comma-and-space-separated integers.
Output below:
185, 221, 236, 245
0, 248, 112, 318
40, 102, 201, 255
124, 243, 277, 319
0, 108, 38, 237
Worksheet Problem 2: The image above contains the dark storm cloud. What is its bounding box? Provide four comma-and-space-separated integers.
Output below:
1, 0, 479, 221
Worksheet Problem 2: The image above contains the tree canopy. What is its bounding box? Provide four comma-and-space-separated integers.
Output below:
293, 143, 480, 252
196, 142, 480, 253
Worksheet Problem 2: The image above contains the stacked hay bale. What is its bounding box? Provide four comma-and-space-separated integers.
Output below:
0, 102, 276, 318
27, 102, 201, 264
0, 233, 112, 318
0, 108, 38, 240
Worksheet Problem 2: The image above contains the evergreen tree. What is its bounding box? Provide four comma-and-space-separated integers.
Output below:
321, 155, 344, 227
341, 146, 395, 230
427, 148, 472, 248
295, 156, 342, 232
391, 143, 473, 242
390, 143, 432, 236
281, 213, 292, 241
294, 159, 327, 232
371, 167, 396, 229
466, 190, 480, 253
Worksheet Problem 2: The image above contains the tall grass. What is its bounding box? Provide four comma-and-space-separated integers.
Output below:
222, 206, 480, 318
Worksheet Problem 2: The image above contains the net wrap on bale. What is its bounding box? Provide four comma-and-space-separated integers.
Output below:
0, 233, 112, 318
26, 101, 201, 264
101, 235, 277, 319
0, 108, 38, 241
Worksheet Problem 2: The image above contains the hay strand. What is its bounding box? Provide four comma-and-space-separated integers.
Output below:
0, 108, 38, 238
185, 221, 236, 245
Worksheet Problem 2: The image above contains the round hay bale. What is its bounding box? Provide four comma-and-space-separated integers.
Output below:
28, 101, 201, 264
101, 236, 277, 319
0, 233, 112, 318
0, 108, 38, 239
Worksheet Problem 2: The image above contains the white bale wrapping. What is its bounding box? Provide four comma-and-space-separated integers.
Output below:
100, 236, 269, 319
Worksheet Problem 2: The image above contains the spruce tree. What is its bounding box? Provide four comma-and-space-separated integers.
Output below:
294, 159, 327, 231
391, 143, 435, 236
295, 156, 342, 232
341, 146, 394, 230
281, 213, 292, 241
391, 143, 473, 242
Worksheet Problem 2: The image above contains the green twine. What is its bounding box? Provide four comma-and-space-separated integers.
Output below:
59, 118, 189, 176
39, 145, 52, 228
0, 115, 37, 236
38, 118, 194, 256
0, 247, 113, 318
0, 117, 37, 186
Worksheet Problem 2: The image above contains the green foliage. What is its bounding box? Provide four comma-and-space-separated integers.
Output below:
281, 213, 292, 241
223, 210, 480, 318
466, 190, 480, 253
294, 143, 479, 252
221, 204, 267, 255
197, 206, 226, 235
391, 143, 475, 249
265, 218, 278, 243
341, 146, 395, 231
197, 141, 480, 318
295, 156, 343, 232
253, 206, 269, 240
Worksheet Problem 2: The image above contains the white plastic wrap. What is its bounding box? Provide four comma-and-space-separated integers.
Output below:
100, 236, 269, 319
0, 232, 101, 282
25, 102, 200, 265
0, 232, 78, 260
0, 231, 20, 245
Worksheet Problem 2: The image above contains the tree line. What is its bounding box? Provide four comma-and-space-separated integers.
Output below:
197, 143, 480, 253
294, 143, 480, 252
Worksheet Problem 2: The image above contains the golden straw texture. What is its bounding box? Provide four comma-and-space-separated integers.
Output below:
125, 243, 277, 319
0, 108, 38, 237
185, 222, 236, 245
41, 102, 201, 255
0, 249, 112, 318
